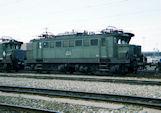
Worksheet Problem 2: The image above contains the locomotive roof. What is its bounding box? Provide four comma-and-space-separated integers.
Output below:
0, 39, 23, 45
31, 31, 134, 42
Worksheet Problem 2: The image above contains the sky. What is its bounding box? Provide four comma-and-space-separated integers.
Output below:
0, 0, 160, 51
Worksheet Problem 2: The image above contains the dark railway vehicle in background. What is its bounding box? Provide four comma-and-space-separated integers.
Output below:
0, 38, 26, 71
25, 27, 144, 74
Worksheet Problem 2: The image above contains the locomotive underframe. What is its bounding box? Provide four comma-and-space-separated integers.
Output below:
25, 58, 138, 74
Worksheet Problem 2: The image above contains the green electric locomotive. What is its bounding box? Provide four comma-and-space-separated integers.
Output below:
25, 28, 143, 74
0, 38, 26, 71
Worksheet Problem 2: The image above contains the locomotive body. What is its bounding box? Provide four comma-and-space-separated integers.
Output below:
26, 28, 143, 74
0, 39, 26, 71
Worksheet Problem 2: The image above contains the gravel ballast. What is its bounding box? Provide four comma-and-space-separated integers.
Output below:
0, 92, 158, 113
0, 77, 160, 98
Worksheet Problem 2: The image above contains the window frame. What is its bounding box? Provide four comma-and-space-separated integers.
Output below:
75, 40, 82, 46
83, 39, 89, 46
90, 39, 98, 46
50, 42, 55, 48
69, 40, 74, 47
63, 40, 69, 47
56, 41, 62, 47
43, 42, 49, 48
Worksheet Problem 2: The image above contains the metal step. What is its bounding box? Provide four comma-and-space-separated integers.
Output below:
99, 65, 108, 67
99, 69, 109, 72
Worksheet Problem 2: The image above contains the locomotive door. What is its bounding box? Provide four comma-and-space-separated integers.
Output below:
37, 42, 43, 59
100, 38, 107, 58
65, 48, 72, 63
64, 40, 72, 63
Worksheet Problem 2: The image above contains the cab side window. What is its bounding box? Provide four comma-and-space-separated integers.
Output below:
75, 40, 82, 46
56, 41, 61, 47
91, 39, 98, 46
43, 42, 48, 48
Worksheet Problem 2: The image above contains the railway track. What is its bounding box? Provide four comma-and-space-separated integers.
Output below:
0, 103, 59, 113
0, 86, 160, 109
0, 74, 161, 86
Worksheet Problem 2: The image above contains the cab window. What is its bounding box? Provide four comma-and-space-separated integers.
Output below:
91, 39, 98, 46
43, 42, 48, 48
75, 40, 82, 46
56, 41, 61, 47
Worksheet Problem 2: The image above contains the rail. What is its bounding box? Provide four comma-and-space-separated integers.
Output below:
0, 86, 160, 109
0, 74, 161, 85
0, 103, 59, 113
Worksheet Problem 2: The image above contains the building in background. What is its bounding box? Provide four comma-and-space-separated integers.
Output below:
143, 51, 161, 64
